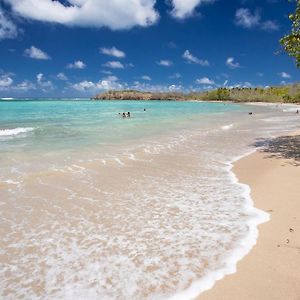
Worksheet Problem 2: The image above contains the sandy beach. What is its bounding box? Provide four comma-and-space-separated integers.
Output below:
198, 133, 300, 300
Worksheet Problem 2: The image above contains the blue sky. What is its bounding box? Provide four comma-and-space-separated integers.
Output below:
0, 0, 299, 97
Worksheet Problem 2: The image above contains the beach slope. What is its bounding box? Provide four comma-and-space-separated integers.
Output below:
198, 134, 300, 300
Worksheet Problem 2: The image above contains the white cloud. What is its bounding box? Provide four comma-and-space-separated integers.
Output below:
72, 80, 95, 91
6, 0, 159, 30
243, 81, 253, 88
98, 76, 123, 90
0, 74, 13, 89
235, 8, 279, 31
126, 63, 134, 68
72, 75, 123, 92
0, 8, 18, 40
0, 73, 54, 92
57, 72, 68, 81
131, 81, 182, 92
226, 57, 240, 69
168, 84, 183, 91
24, 46, 51, 60
142, 75, 152, 81
169, 72, 181, 79
67, 60, 86, 69
183, 50, 209, 66
101, 70, 113, 75
261, 20, 279, 31
226, 81, 253, 89
170, 0, 215, 19
196, 77, 215, 84
279, 72, 291, 79
100, 46, 125, 58
36, 73, 54, 90
157, 60, 173, 67
235, 8, 260, 29
103, 61, 124, 69
14, 80, 36, 91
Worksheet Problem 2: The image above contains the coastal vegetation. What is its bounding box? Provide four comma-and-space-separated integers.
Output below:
93, 83, 300, 103
280, 0, 300, 67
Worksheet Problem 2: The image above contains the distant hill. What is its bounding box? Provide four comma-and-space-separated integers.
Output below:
92, 90, 187, 101
92, 84, 300, 103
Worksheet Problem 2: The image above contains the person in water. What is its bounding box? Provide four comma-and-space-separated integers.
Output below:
122, 112, 126, 118
127, 112, 131, 117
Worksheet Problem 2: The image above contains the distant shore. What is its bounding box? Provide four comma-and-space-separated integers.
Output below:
92, 85, 300, 103
198, 132, 300, 300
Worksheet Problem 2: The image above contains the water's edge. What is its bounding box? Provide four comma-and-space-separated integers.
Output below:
167, 149, 270, 300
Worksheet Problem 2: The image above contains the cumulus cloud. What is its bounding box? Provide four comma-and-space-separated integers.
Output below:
5, 0, 159, 30
100, 46, 125, 58
226, 57, 240, 69
196, 77, 215, 84
157, 60, 173, 67
57, 72, 68, 81
169, 0, 215, 19
131, 81, 182, 92
14, 80, 36, 91
235, 8, 279, 31
0, 74, 13, 89
142, 75, 152, 81
279, 72, 291, 79
36, 73, 54, 90
72, 80, 95, 91
102, 61, 124, 69
235, 8, 260, 28
72, 75, 123, 91
0, 72, 55, 92
0, 8, 18, 40
183, 50, 209, 66
24, 46, 51, 60
67, 60, 86, 69
168, 84, 183, 91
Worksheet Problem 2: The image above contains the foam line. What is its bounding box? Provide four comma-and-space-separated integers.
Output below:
166, 149, 270, 300
0, 127, 34, 136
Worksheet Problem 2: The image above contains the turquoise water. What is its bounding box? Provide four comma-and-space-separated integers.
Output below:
0, 99, 246, 153
1, 99, 299, 300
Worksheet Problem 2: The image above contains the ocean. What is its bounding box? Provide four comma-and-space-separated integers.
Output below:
0, 99, 299, 300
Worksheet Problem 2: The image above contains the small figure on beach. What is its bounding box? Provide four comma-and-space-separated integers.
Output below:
249, 112, 253, 115
122, 112, 126, 118
127, 112, 131, 118
144, 108, 146, 111
297, 109, 299, 114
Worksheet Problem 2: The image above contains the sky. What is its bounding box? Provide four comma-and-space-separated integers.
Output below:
0, 0, 299, 97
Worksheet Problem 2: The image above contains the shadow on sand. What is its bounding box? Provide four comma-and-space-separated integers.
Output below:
254, 135, 300, 166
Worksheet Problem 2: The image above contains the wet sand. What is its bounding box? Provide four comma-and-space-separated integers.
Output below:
198, 134, 300, 300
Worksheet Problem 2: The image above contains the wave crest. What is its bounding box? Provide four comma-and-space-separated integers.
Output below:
0, 127, 34, 137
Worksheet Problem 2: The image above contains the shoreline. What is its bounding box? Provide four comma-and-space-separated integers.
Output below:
197, 133, 300, 300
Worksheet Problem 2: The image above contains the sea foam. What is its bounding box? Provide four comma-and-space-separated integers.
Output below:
0, 127, 34, 137
1, 100, 299, 300
221, 124, 233, 130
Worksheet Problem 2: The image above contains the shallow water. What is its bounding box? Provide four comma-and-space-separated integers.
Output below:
0, 99, 299, 300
